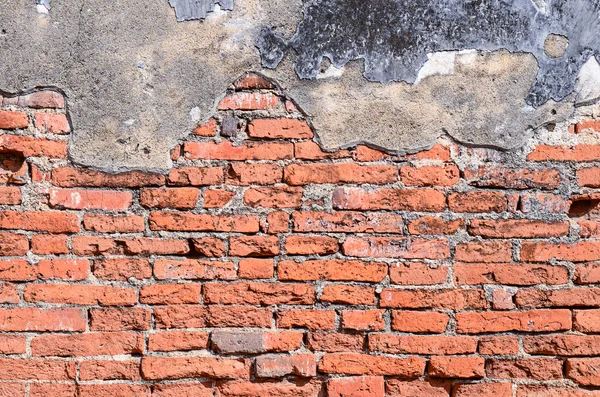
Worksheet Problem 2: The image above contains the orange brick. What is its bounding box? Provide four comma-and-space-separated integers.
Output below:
248, 118, 313, 139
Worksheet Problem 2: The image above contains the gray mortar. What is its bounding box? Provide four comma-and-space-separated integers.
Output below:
1, 0, 600, 172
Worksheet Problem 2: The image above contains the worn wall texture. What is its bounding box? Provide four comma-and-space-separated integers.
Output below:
0, 77, 600, 395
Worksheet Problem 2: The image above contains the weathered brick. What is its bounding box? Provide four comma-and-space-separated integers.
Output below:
154, 259, 235, 280
52, 167, 165, 187
238, 258, 274, 279
140, 284, 201, 304
217, 379, 322, 397
455, 241, 512, 263
284, 164, 397, 185
79, 360, 140, 381
369, 335, 477, 355
391, 311, 449, 333
167, 166, 223, 186
516, 288, 600, 308
0, 210, 80, 233
48, 188, 132, 210
318, 353, 425, 377
448, 191, 508, 213
327, 376, 384, 397
389, 262, 448, 285
226, 163, 282, 185
333, 187, 446, 211
380, 289, 488, 310
255, 354, 316, 378
486, 358, 563, 380
24, 284, 136, 306
455, 310, 572, 333
523, 335, 600, 355
278, 259, 387, 282
454, 263, 568, 285
521, 241, 600, 262
148, 331, 209, 352
464, 166, 562, 189
469, 219, 569, 238
142, 356, 250, 380
341, 310, 384, 331
292, 211, 404, 233
244, 186, 303, 208
428, 356, 484, 379
248, 118, 313, 139
0, 233, 28, 255
320, 285, 376, 305
218, 92, 280, 110
94, 258, 152, 280
203, 282, 315, 305
211, 331, 303, 354
277, 309, 336, 330
149, 211, 259, 232
295, 141, 351, 160
0, 110, 28, 129
140, 187, 199, 209
400, 164, 460, 186
90, 308, 151, 331
567, 358, 600, 386
408, 216, 464, 235
31, 332, 143, 357
343, 236, 450, 259
478, 336, 520, 355
34, 113, 70, 134
0, 308, 86, 332
306, 333, 365, 353
229, 236, 280, 257
386, 379, 450, 397
184, 141, 293, 160
83, 214, 145, 233
284, 235, 339, 255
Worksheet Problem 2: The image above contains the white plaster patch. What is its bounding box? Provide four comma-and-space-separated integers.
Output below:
530, 0, 547, 14
317, 64, 345, 80
415, 52, 456, 84
575, 56, 600, 104
189, 106, 202, 122
36, 4, 49, 14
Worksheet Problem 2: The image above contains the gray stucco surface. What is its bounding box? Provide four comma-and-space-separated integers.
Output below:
1, 0, 599, 171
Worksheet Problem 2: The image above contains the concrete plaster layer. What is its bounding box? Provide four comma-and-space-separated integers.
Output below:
1, 0, 600, 171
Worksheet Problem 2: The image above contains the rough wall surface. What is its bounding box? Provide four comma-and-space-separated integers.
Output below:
1, 77, 600, 395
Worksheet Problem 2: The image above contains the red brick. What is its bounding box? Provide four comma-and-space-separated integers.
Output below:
154, 305, 272, 329
521, 241, 600, 262
464, 166, 562, 189
428, 356, 484, 379
389, 262, 448, 285
0, 335, 26, 354
573, 309, 600, 332
523, 335, 600, 355
184, 141, 292, 160
567, 358, 600, 386
0, 259, 36, 281
455, 241, 512, 263
218, 92, 280, 110
295, 141, 351, 160
52, 167, 165, 187
0, 186, 21, 205
226, 163, 282, 185
204, 282, 315, 305
167, 166, 223, 186
0, 233, 28, 255
255, 354, 316, 378
386, 379, 450, 397
520, 193, 568, 213
333, 187, 446, 211
0, 282, 19, 303
380, 289, 488, 310
0, 308, 86, 331
83, 214, 144, 233
31, 332, 143, 357
292, 211, 403, 233
191, 237, 226, 257
79, 360, 140, 381
400, 164, 459, 186
48, 188, 132, 210
31, 234, 68, 254
448, 191, 508, 213
576, 263, 600, 284
141, 356, 250, 380
244, 187, 303, 208
456, 309, 571, 334
306, 333, 364, 352
478, 336, 519, 355
211, 331, 303, 354
234, 73, 276, 90
318, 353, 425, 377
264, 211, 289, 234
17, 91, 64, 108
30, 384, 150, 397
34, 113, 70, 134
154, 259, 235, 280
408, 216, 464, 235
487, 358, 563, 380
36, 258, 90, 281
238, 258, 274, 279
248, 118, 313, 139
148, 383, 214, 397
0, 135, 67, 158
90, 308, 151, 331
320, 285, 376, 305
469, 219, 569, 238
149, 211, 259, 232
279, 259, 387, 282
140, 187, 198, 209
452, 383, 512, 397
343, 236, 450, 259
140, 284, 201, 304
407, 144, 453, 161
341, 310, 384, 331
528, 144, 600, 161
352, 145, 397, 162
0, 359, 75, 380
277, 309, 335, 330
284, 163, 397, 185
578, 167, 600, 187
217, 379, 322, 397
203, 189, 235, 208
149, 331, 209, 352
454, 263, 568, 285
0, 110, 28, 129
516, 288, 600, 308
192, 119, 217, 136
24, 284, 136, 306
284, 235, 338, 255
369, 335, 477, 355
94, 258, 152, 280
0, 210, 80, 233
391, 311, 449, 333
327, 376, 384, 397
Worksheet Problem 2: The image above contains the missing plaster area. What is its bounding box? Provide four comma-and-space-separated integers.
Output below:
168, 0, 233, 21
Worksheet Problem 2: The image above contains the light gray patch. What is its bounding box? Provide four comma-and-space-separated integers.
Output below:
168, 0, 233, 21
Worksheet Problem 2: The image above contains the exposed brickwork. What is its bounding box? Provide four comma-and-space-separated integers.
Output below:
1, 82, 600, 395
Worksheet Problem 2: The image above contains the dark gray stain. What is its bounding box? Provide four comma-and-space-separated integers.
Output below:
168, 0, 233, 21
259, 0, 600, 107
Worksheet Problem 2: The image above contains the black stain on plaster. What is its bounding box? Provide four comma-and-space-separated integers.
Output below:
259, 0, 600, 107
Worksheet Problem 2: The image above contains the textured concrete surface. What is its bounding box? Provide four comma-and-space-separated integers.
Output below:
1, 0, 600, 171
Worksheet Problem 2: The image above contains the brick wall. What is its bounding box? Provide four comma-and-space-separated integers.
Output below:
1, 76, 600, 396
